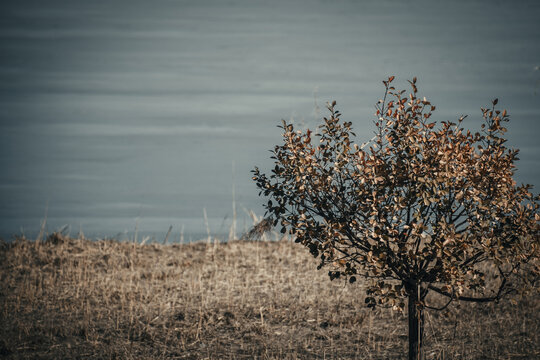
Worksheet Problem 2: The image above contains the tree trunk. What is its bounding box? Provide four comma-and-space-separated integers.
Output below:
406, 282, 424, 360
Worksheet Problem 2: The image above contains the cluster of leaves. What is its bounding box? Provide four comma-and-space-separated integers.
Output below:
253, 77, 539, 310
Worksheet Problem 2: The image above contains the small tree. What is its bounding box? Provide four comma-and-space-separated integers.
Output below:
252, 77, 539, 359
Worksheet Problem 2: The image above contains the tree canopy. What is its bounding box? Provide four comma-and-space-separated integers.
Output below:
253, 76, 539, 358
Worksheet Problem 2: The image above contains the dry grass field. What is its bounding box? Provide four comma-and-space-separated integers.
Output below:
0, 233, 538, 359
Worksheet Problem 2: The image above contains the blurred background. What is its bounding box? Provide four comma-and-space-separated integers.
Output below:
1, 0, 539, 241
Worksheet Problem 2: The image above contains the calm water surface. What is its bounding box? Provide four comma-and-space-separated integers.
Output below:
1, 0, 539, 241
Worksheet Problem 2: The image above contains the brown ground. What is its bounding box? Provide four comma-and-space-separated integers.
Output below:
0, 233, 538, 359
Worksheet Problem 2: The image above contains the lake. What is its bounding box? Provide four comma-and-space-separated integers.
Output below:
1, 0, 539, 241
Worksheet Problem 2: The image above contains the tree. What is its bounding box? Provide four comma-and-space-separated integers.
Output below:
252, 77, 540, 359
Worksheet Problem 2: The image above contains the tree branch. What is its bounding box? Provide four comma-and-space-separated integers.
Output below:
424, 296, 453, 311
427, 275, 509, 303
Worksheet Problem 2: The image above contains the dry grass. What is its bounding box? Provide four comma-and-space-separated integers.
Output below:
0, 233, 538, 359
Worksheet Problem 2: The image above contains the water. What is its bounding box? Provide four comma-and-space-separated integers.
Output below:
1, 0, 539, 241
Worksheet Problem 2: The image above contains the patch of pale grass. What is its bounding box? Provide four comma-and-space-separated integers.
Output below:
0, 233, 538, 359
